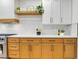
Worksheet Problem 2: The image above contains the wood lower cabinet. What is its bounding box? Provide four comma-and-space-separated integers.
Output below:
31, 44, 41, 59
64, 44, 76, 59
20, 43, 42, 59
42, 44, 53, 59
52, 44, 63, 59
64, 39, 77, 59
20, 43, 30, 59
8, 37, 20, 59
42, 39, 63, 59
20, 38, 42, 59
8, 37, 77, 59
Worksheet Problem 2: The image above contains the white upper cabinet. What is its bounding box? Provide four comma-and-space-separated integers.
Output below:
42, 0, 51, 24
61, 0, 72, 24
72, 0, 78, 24
51, 0, 61, 24
42, 0, 72, 24
0, 0, 15, 18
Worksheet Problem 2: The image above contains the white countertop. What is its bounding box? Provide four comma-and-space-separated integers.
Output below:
8, 35, 77, 38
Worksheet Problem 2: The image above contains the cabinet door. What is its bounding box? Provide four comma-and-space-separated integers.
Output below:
42, 0, 51, 24
51, 0, 61, 24
72, 0, 78, 24
31, 43, 41, 59
52, 44, 63, 59
61, 0, 72, 24
20, 43, 30, 59
0, 0, 15, 18
20, 38, 42, 59
42, 43, 63, 59
42, 44, 53, 59
8, 50, 20, 58
64, 44, 76, 59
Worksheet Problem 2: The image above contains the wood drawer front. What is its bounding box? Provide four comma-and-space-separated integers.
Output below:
8, 48, 19, 53
8, 43, 19, 50
64, 39, 77, 44
8, 53, 19, 58
20, 38, 41, 43
8, 47, 19, 50
8, 38, 19, 43
42, 39, 63, 44
8, 50, 19, 58
8, 50, 19, 54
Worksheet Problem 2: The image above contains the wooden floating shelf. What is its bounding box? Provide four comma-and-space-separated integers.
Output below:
16, 11, 42, 15
0, 18, 19, 23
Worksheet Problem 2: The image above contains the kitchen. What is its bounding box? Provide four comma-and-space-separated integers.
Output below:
0, 0, 78, 59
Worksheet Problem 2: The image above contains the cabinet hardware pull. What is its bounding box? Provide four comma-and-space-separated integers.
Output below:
64, 44, 65, 52
61, 17, 62, 23
28, 44, 32, 52
50, 17, 53, 23
51, 44, 54, 51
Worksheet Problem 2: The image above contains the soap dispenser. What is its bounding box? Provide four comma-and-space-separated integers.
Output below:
36, 26, 41, 35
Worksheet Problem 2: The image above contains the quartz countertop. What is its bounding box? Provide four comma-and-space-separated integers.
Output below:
8, 35, 77, 38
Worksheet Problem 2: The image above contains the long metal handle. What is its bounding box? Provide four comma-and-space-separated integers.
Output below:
64, 44, 65, 52
61, 17, 63, 23
0, 44, 3, 54
50, 17, 53, 23
28, 44, 32, 52
51, 44, 54, 51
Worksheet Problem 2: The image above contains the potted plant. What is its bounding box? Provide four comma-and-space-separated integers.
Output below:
16, 7, 20, 12
36, 4, 44, 15
60, 30, 65, 36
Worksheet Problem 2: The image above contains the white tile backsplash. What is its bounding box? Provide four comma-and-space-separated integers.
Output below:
0, 16, 72, 36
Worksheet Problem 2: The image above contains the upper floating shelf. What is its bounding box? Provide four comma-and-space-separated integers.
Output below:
0, 18, 19, 23
16, 11, 42, 16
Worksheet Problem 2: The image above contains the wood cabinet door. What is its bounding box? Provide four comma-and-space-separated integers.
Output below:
64, 44, 76, 59
52, 44, 63, 59
20, 43, 30, 59
42, 38, 63, 59
20, 38, 42, 59
31, 43, 42, 59
42, 44, 53, 59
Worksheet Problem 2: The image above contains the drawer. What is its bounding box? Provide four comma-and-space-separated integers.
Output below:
20, 38, 42, 43
8, 58, 20, 59
8, 37, 19, 43
8, 50, 19, 54
8, 47, 19, 50
64, 39, 77, 44
42, 38, 63, 44
8, 53, 19, 58
8, 43, 19, 50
